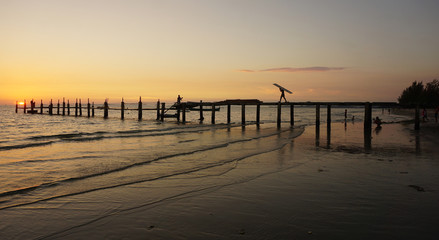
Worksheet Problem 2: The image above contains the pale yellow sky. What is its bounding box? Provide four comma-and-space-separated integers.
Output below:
1, 0, 438, 104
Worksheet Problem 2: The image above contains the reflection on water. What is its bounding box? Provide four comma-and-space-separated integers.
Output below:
312, 121, 421, 154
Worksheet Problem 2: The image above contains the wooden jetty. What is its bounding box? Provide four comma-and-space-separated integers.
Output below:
16, 98, 417, 133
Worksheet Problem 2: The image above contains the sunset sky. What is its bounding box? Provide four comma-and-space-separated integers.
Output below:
1, 0, 438, 104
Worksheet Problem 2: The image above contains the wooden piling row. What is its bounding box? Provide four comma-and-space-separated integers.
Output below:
17, 99, 416, 133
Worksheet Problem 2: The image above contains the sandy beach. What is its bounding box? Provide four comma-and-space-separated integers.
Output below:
1, 119, 438, 240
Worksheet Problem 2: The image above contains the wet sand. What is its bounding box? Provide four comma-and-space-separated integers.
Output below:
2, 121, 439, 239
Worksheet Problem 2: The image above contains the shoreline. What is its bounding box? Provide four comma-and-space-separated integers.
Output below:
1, 121, 439, 239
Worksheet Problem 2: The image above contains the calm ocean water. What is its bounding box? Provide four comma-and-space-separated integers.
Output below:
0, 103, 409, 212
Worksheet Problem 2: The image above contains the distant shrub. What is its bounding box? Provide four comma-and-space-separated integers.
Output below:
398, 80, 439, 107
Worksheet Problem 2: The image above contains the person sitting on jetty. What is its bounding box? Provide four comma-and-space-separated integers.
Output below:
374, 116, 382, 127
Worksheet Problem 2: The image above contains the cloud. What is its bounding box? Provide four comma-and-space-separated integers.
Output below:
238, 67, 345, 73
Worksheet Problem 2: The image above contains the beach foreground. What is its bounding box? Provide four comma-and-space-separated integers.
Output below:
2, 121, 439, 239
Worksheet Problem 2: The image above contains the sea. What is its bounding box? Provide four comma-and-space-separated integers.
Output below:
0, 103, 409, 210
0, 103, 417, 239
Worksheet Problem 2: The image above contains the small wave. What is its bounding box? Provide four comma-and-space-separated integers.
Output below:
0, 155, 103, 167
0, 141, 55, 151
0, 127, 303, 202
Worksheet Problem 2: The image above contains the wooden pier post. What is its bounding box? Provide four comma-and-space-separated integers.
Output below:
290, 104, 294, 127
40, 100, 43, 114
30, 99, 35, 113
87, 98, 90, 117
92, 102, 95, 117
156, 100, 160, 121
277, 102, 281, 129
160, 103, 165, 121
327, 104, 331, 128
415, 106, 420, 130
364, 102, 372, 131
49, 99, 53, 115
121, 98, 125, 120
15, 101, 18, 113
79, 99, 82, 116
316, 104, 320, 127
227, 104, 231, 124
182, 104, 186, 123
199, 100, 204, 122
211, 104, 216, 124
138, 97, 142, 121
62, 98, 66, 116
57, 100, 60, 115
104, 100, 109, 119
75, 99, 78, 117
256, 103, 261, 125
67, 100, 70, 115
23, 100, 27, 114
241, 104, 246, 125
176, 105, 181, 122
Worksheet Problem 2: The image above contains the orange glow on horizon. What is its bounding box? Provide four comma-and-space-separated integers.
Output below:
18, 102, 25, 105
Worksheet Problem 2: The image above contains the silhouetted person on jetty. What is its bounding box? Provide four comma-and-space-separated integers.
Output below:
176, 95, 183, 110
279, 89, 287, 102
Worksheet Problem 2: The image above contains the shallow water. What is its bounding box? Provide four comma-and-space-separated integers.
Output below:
1, 104, 420, 239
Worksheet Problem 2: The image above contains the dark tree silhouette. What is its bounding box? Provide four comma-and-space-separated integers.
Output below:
398, 80, 439, 107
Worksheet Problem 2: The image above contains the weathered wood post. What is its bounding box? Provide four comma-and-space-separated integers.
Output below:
92, 102, 95, 117
364, 102, 372, 151
160, 103, 165, 121
277, 102, 281, 129
49, 99, 53, 115
227, 104, 231, 124
67, 100, 70, 115
241, 104, 246, 125
176, 102, 181, 123
199, 100, 204, 122
182, 104, 186, 123
62, 98, 66, 116
79, 99, 82, 116
121, 98, 125, 120
138, 97, 142, 121
364, 102, 372, 131
30, 99, 35, 113
211, 104, 216, 124
415, 106, 420, 130
57, 100, 60, 115
87, 98, 91, 117
290, 104, 294, 127
104, 100, 109, 119
40, 100, 43, 114
327, 104, 331, 129
327, 104, 331, 147
15, 101, 18, 113
156, 100, 160, 121
75, 99, 78, 117
23, 100, 27, 114
256, 103, 261, 125
316, 104, 320, 127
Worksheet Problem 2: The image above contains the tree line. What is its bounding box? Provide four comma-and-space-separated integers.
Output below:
398, 79, 439, 107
